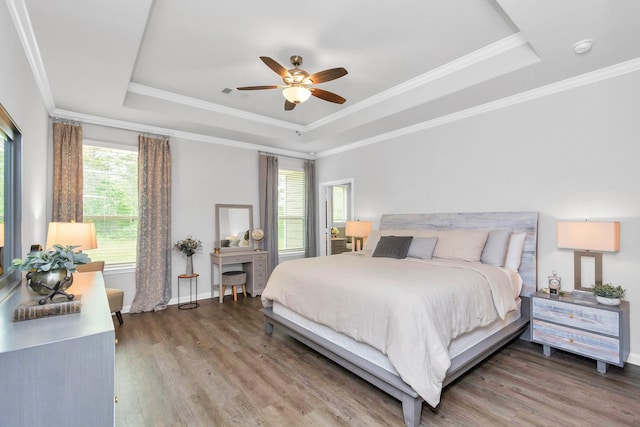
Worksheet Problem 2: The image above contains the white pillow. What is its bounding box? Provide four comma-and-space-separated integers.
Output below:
481, 229, 512, 267
505, 232, 527, 271
432, 230, 489, 262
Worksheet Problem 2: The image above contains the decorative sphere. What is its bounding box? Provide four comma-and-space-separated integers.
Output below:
27, 269, 73, 295
251, 229, 264, 241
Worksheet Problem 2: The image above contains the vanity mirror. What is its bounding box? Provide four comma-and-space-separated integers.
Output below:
215, 204, 254, 252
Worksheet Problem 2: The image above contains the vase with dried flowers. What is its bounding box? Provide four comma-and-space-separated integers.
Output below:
174, 236, 202, 275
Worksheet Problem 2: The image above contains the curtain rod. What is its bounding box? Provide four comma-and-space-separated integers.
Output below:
139, 132, 170, 140
259, 151, 313, 161
52, 117, 81, 126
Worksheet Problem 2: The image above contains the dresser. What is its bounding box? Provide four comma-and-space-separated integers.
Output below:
0, 271, 115, 426
210, 250, 269, 302
531, 292, 630, 373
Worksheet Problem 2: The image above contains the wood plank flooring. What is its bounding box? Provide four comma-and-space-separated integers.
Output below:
115, 296, 640, 426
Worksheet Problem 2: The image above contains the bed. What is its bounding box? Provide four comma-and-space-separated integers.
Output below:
261, 212, 538, 426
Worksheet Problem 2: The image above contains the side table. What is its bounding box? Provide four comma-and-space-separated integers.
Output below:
531, 291, 630, 373
177, 273, 199, 310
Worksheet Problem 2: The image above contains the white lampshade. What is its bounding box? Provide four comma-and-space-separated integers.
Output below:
345, 220, 372, 238
46, 222, 98, 251
282, 86, 311, 104
557, 221, 620, 252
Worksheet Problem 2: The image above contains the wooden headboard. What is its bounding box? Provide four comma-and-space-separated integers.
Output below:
379, 212, 539, 296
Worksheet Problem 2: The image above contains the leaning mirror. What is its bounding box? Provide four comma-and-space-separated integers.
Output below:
215, 204, 254, 252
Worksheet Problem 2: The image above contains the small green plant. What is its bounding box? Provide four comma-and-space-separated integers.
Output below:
593, 283, 626, 299
10, 244, 91, 273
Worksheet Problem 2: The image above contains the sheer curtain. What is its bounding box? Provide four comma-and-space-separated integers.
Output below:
259, 153, 279, 275
304, 159, 317, 257
52, 122, 83, 222
130, 135, 172, 313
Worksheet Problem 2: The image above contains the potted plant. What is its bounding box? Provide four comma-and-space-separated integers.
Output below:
11, 244, 91, 303
592, 283, 626, 306
174, 236, 202, 275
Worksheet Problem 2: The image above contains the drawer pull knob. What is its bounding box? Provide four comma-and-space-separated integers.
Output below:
569, 313, 574, 318
569, 338, 574, 343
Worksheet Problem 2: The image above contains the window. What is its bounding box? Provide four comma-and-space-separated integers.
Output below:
332, 184, 349, 223
83, 144, 138, 265
0, 104, 22, 302
278, 168, 305, 253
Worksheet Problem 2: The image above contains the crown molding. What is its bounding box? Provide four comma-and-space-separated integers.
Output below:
13, 0, 639, 159
128, 33, 530, 135
127, 82, 304, 132
51, 108, 314, 159
317, 56, 640, 157
307, 33, 529, 132
7, 0, 55, 112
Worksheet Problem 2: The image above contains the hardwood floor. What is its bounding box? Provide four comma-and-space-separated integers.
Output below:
115, 296, 640, 426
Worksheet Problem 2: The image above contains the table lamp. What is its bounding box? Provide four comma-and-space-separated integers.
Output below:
557, 220, 620, 291
46, 222, 98, 251
345, 220, 372, 252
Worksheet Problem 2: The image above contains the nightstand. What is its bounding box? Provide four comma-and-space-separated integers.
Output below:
331, 237, 348, 254
531, 292, 630, 373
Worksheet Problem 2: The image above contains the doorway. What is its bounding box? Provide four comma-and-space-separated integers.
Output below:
318, 179, 354, 256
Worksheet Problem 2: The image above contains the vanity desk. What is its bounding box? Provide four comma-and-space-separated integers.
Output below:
210, 250, 268, 302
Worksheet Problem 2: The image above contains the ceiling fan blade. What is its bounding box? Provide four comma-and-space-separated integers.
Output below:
284, 100, 296, 111
260, 56, 292, 79
308, 67, 348, 84
309, 88, 346, 104
236, 85, 280, 90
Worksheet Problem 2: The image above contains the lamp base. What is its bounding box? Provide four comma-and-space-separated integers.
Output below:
574, 250, 602, 292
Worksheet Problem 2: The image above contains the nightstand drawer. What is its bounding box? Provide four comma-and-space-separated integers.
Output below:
532, 297, 619, 336
532, 319, 620, 365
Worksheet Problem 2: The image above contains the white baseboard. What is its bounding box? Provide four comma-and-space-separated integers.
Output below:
626, 352, 640, 367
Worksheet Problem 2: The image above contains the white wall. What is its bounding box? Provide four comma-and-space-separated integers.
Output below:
0, 2, 50, 256
170, 136, 259, 303
317, 70, 640, 363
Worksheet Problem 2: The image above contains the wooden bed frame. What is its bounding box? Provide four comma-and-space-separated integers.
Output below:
262, 212, 539, 427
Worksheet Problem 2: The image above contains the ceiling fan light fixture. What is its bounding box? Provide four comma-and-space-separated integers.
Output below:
282, 86, 311, 104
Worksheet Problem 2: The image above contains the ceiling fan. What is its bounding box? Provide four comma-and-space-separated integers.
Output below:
237, 55, 348, 111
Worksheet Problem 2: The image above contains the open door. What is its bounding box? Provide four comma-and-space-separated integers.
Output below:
318, 179, 353, 256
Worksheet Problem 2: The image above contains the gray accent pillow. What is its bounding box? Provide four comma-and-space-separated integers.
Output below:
372, 236, 413, 259
407, 237, 438, 259
481, 229, 512, 267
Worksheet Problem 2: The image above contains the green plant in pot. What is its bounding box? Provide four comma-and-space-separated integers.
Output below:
11, 244, 91, 304
592, 283, 626, 306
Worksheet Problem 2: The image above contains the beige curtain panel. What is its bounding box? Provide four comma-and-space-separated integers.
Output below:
130, 135, 172, 313
52, 122, 83, 222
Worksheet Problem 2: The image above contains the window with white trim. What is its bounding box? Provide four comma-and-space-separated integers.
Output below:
278, 168, 305, 253
83, 144, 138, 265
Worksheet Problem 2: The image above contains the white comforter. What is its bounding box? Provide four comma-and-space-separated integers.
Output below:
261, 255, 517, 407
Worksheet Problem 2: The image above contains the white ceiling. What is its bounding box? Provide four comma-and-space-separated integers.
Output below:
11, 0, 640, 156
